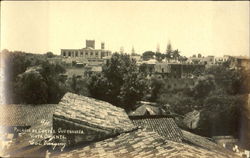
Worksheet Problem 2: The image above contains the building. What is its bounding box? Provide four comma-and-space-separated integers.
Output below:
61, 40, 112, 66
183, 110, 201, 129
154, 63, 205, 79
128, 101, 166, 116
203, 56, 215, 66
228, 56, 250, 70
214, 56, 230, 65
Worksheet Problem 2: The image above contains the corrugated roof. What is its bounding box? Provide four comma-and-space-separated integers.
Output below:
130, 116, 183, 142
52, 129, 238, 158
54, 93, 136, 134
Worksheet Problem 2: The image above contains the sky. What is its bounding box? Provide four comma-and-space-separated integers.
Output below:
1, 1, 249, 57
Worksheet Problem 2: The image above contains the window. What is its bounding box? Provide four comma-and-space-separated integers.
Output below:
68, 52, 71, 56
63, 52, 66, 56
90, 52, 93, 56
86, 52, 88, 56
81, 51, 83, 56
75, 52, 78, 57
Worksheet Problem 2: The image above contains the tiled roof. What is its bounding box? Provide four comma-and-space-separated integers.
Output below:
128, 104, 165, 116
182, 130, 235, 156
54, 92, 136, 134
1, 131, 49, 158
130, 116, 183, 142
52, 129, 238, 158
0, 104, 57, 157
0, 104, 57, 126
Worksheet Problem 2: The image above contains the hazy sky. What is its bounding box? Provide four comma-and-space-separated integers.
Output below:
1, 1, 249, 57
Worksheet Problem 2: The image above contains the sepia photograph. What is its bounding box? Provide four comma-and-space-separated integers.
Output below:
0, 1, 249, 158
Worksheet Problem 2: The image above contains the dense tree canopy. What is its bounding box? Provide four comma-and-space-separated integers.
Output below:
15, 69, 48, 104
142, 51, 155, 61
88, 53, 149, 110
205, 64, 250, 95
2, 50, 66, 104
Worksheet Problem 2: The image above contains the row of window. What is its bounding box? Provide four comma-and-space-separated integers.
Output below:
62, 51, 110, 57
63, 51, 101, 57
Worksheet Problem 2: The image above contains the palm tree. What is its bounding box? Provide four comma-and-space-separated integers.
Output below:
165, 42, 172, 62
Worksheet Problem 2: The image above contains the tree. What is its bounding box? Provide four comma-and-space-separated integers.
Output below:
3, 51, 37, 103
15, 70, 48, 104
205, 65, 249, 95
3, 50, 66, 104
166, 42, 172, 54
197, 95, 245, 137
66, 75, 89, 96
155, 52, 165, 62
179, 56, 188, 63
149, 77, 165, 102
46, 52, 54, 58
88, 53, 149, 110
142, 51, 155, 61
172, 49, 180, 61
40, 61, 66, 103
119, 72, 148, 109
191, 76, 215, 99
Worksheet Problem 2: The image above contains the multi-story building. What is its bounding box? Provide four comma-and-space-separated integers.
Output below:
61, 40, 112, 66
202, 56, 215, 65
154, 63, 205, 79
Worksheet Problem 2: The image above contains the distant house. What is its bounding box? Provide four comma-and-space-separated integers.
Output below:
128, 101, 166, 116
187, 56, 204, 64
84, 66, 102, 77
183, 110, 201, 129
154, 63, 205, 79
64, 67, 85, 78
229, 56, 250, 70
62, 57, 89, 66
202, 56, 215, 66
214, 56, 229, 65
142, 59, 157, 65
130, 55, 142, 63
